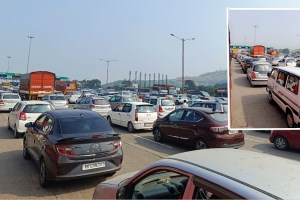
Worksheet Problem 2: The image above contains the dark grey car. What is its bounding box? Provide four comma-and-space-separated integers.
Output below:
23, 110, 123, 187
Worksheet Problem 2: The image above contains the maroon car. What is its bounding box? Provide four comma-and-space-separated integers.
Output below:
152, 108, 244, 149
269, 130, 300, 150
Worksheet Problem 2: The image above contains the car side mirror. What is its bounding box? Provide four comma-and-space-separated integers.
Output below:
25, 122, 33, 128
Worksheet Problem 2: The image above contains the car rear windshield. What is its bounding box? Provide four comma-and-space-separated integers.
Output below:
136, 105, 156, 113
223, 105, 228, 113
254, 64, 272, 72
23, 104, 53, 113
92, 99, 109, 105
208, 113, 228, 122
161, 99, 175, 106
2, 94, 19, 99
123, 97, 135, 102
50, 96, 66, 100
60, 117, 112, 134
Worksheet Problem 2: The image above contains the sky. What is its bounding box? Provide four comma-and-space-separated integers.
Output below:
1, 0, 300, 83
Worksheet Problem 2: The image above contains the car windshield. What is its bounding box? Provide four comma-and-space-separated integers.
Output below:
50, 96, 66, 100
23, 104, 53, 113
208, 113, 228, 122
60, 117, 112, 134
136, 105, 156, 113
254, 64, 272, 73
3, 94, 19, 99
92, 99, 109, 105
161, 99, 174, 106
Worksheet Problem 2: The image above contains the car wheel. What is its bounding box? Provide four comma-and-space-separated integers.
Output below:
153, 128, 163, 142
39, 159, 49, 188
268, 91, 274, 105
107, 116, 112, 125
7, 118, 10, 130
13, 125, 20, 138
23, 139, 30, 160
194, 138, 208, 150
286, 112, 295, 128
127, 122, 135, 133
274, 136, 289, 150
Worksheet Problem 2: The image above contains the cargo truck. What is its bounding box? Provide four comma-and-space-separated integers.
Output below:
250, 45, 265, 58
55, 81, 78, 94
19, 71, 56, 100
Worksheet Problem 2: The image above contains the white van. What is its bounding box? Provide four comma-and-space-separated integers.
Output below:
267, 67, 300, 127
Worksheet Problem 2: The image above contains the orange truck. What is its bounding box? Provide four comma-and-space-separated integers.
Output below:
55, 81, 77, 94
250, 45, 265, 58
19, 71, 56, 100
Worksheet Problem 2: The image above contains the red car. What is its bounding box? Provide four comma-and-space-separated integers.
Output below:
269, 130, 300, 150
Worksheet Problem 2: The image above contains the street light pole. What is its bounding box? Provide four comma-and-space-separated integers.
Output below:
99, 59, 117, 90
170, 34, 195, 94
7, 56, 12, 73
26, 36, 34, 73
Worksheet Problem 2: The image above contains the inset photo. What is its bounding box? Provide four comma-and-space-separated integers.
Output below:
228, 9, 300, 129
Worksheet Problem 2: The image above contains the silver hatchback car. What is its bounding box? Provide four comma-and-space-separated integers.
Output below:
41, 94, 68, 110
247, 61, 273, 87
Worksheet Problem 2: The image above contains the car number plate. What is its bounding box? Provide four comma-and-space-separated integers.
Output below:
144, 123, 153, 127
82, 161, 105, 170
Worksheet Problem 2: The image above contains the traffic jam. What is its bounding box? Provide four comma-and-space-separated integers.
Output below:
0, 68, 300, 199
231, 45, 300, 129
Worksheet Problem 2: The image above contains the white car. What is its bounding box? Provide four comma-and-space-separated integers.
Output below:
8, 101, 54, 138
68, 91, 82, 103
143, 97, 175, 118
278, 57, 296, 67
107, 102, 157, 132
0, 93, 21, 111
173, 94, 188, 105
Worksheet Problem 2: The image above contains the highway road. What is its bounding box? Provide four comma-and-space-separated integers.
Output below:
230, 58, 287, 128
0, 112, 299, 199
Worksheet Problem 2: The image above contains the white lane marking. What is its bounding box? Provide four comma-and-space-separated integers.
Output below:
245, 137, 264, 143
133, 134, 173, 149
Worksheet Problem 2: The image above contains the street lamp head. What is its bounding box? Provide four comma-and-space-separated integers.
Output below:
191, 38, 195, 40
170, 34, 174, 36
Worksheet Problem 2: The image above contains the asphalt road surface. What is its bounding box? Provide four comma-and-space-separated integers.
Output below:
230, 58, 287, 128
0, 112, 299, 199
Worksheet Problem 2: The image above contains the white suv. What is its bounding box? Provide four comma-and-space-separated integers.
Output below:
143, 97, 175, 118
107, 102, 157, 132
8, 101, 54, 138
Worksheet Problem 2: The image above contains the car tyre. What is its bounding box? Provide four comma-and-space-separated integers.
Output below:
194, 138, 208, 150
107, 116, 112, 125
13, 125, 20, 138
153, 128, 163, 142
127, 122, 135, 133
274, 136, 289, 150
286, 111, 295, 128
7, 118, 10, 130
23, 139, 30, 160
39, 159, 50, 188
268, 91, 274, 105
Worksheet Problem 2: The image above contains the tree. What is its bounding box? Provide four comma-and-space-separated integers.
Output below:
185, 80, 197, 90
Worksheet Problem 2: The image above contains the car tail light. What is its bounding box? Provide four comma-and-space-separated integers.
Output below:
19, 112, 27, 121
89, 104, 95, 109
158, 105, 163, 112
135, 108, 138, 121
210, 126, 228, 133
114, 140, 122, 150
251, 72, 256, 79
0, 100, 4, 105
55, 145, 76, 157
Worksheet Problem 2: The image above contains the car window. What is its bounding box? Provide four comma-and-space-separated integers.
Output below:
12, 103, 22, 111
208, 113, 228, 122
169, 110, 185, 121
270, 69, 278, 80
78, 98, 86, 104
131, 170, 189, 199
161, 99, 174, 106
114, 104, 124, 112
23, 104, 53, 113
222, 104, 228, 113
42, 117, 54, 133
184, 111, 203, 122
3, 94, 20, 99
60, 117, 112, 134
35, 115, 47, 131
276, 71, 287, 87
286, 75, 299, 95
50, 96, 65, 100
122, 104, 132, 112
123, 97, 135, 102
149, 99, 158, 105
136, 105, 156, 113
92, 99, 109, 105
143, 99, 150, 103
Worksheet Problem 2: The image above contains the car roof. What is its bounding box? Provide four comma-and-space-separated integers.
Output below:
275, 66, 300, 76
177, 107, 223, 114
252, 61, 271, 65
1, 93, 19, 96
45, 109, 100, 118
161, 149, 300, 199
22, 100, 51, 105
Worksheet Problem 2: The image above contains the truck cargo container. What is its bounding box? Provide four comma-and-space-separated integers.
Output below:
250, 45, 265, 58
55, 81, 77, 94
19, 71, 55, 100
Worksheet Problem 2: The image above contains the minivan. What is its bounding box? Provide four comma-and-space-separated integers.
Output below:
267, 67, 300, 128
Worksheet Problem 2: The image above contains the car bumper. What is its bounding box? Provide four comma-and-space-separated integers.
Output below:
211, 134, 245, 148
47, 149, 123, 181
132, 121, 154, 130
251, 79, 268, 86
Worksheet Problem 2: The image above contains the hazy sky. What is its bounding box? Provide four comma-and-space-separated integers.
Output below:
229, 9, 300, 50
1, 0, 300, 83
